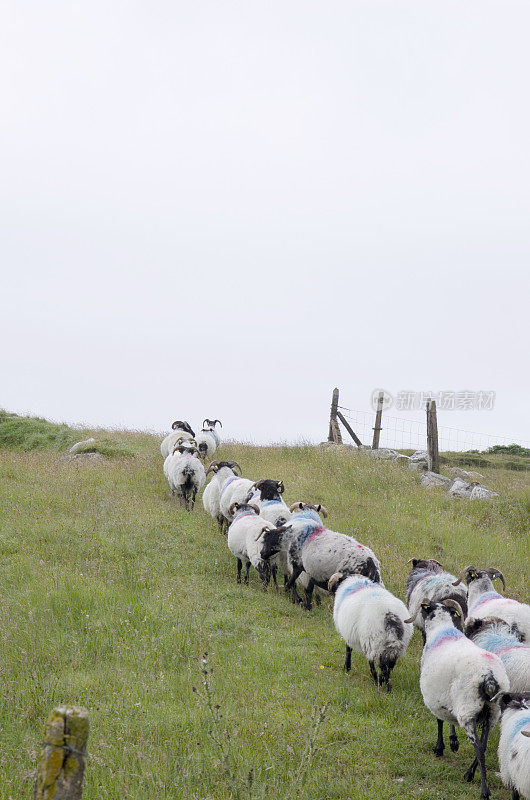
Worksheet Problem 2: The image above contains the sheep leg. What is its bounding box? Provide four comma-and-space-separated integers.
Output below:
244, 560, 251, 585
369, 661, 378, 684
464, 714, 490, 783
379, 663, 392, 693
284, 565, 302, 592
258, 563, 270, 592
512, 789, 520, 800
190, 488, 197, 510
304, 579, 315, 611
271, 564, 279, 590
237, 559, 243, 584
449, 724, 459, 752
344, 646, 352, 672
466, 720, 490, 800
433, 719, 445, 757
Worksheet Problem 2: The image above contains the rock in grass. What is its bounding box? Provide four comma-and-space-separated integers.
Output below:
69, 438, 96, 454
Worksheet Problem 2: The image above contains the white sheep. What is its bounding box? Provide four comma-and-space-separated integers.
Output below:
465, 617, 530, 693
164, 441, 205, 510
275, 502, 382, 610
160, 421, 196, 459
202, 460, 243, 531
329, 572, 413, 691
195, 419, 222, 461
226, 502, 274, 588
410, 598, 509, 800
219, 473, 255, 528
497, 691, 530, 800
407, 558, 468, 639
454, 566, 530, 642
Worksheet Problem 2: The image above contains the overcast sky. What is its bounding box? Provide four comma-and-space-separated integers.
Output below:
1, 1, 529, 447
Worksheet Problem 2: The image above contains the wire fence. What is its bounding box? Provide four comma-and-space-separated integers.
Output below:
338, 406, 529, 453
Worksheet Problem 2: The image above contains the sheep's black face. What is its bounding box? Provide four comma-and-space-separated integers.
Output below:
172, 420, 195, 436
255, 479, 284, 501
498, 692, 530, 714
410, 559, 443, 572
261, 529, 284, 561
420, 601, 463, 630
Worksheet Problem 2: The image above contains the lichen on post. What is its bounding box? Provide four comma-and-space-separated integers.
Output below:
34, 706, 89, 800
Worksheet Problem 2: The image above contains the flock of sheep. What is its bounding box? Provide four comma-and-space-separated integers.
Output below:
160, 419, 530, 800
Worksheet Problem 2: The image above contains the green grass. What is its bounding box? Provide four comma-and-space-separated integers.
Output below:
0, 434, 528, 799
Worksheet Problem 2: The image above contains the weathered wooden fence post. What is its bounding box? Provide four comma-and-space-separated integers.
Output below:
328, 388, 342, 444
426, 399, 440, 473
336, 411, 363, 447
34, 706, 89, 800
372, 391, 384, 450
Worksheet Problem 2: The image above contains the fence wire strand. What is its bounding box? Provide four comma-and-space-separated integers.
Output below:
337, 407, 528, 452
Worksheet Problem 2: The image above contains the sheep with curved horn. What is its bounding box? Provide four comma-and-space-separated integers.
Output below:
226, 502, 283, 589
163, 440, 205, 510
202, 460, 243, 532
196, 419, 223, 461
262, 501, 382, 610
160, 420, 196, 458
414, 598, 509, 800
406, 558, 468, 641
454, 567, 530, 642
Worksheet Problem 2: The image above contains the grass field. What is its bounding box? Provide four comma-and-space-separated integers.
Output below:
0, 422, 528, 799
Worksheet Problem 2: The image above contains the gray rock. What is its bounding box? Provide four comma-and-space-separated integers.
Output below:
369, 447, 401, 460
409, 450, 429, 470
449, 477, 474, 498
470, 485, 499, 500
421, 471, 453, 489
449, 467, 485, 481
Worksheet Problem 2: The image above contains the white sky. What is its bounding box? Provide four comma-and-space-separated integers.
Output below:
1, 1, 529, 446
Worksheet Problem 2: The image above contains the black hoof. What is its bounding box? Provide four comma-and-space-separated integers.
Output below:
433, 745, 444, 758
449, 736, 459, 752
464, 767, 475, 783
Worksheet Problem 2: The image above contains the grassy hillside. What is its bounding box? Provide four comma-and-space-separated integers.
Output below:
0, 428, 528, 799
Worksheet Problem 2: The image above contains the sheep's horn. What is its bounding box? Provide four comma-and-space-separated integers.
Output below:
403, 616, 414, 624
486, 568, 506, 591
522, 731, 530, 737
315, 504, 329, 518
277, 480, 284, 494
255, 524, 271, 541
202, 419, 210, 428
328, 572, 344, 592
442, 599, 464, 618
171, 420, 181, 430
249, 504, 260, 514
205, 460, 220, 476
228, 461, 242, 475
452, 565, 476, 586
214, 419, 222, 427
289, 502, 305, 512
229, 502, 239, 515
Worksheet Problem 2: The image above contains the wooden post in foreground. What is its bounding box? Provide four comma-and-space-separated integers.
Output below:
372, 391, 384, 450
328, 388, 342, 444
426, 399, 440, 474
35, 706, 89, 800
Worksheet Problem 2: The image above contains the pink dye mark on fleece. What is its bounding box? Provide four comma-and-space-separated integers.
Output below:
306, 527, 325, 545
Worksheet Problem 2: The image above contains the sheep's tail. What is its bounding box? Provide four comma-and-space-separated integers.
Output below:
379, 612, 405, 670
479, 671, 501, 702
